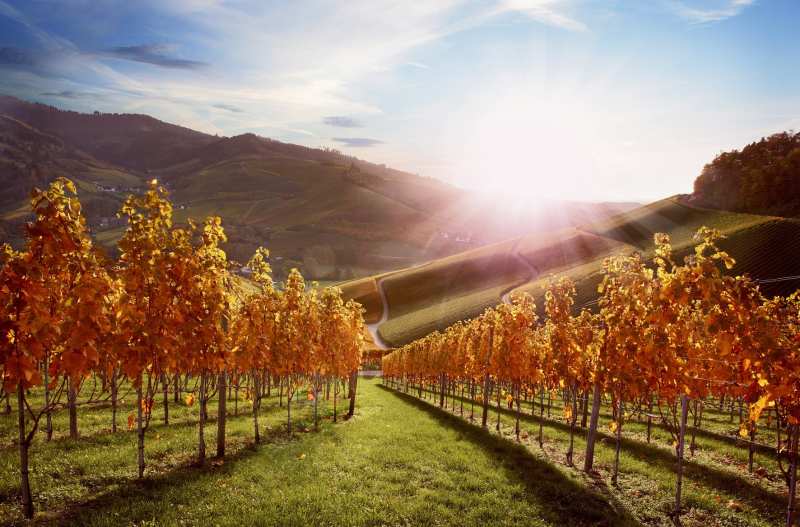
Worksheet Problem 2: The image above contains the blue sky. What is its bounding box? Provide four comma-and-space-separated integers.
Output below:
1, 0, 798, 202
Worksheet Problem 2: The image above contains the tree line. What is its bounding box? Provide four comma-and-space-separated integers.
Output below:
693, 130, 800, 216
0, 178, 365, 519
382, 228, 800, 527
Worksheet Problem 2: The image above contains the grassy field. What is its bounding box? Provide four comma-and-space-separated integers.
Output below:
370, 239, 530, 347
338, 276, 384, 324
379, 238, 525, 318
377, 282, 519, 346
344, 196, 800, 347
585, 198, 769, 252
0, 378, 787, 526
383, 381, 788, 527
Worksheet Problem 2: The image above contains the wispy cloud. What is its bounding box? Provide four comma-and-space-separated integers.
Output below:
323, 116, 362, 128
669, 0, 755, 23
0, 0, 77, 51
40, 89, 100, 99
212, 102, 243, 113
104, 44, 208, 70
497, 0, 587, 31
333, 137, 384, 147
0, 0, 587, 139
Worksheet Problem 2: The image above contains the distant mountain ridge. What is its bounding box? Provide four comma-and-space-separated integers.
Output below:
0, 95, 639, 281
0, 95, 215, 171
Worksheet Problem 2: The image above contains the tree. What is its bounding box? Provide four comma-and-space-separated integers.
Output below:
275, 269, 307, 434
343, 298, 365, 418
544, 278, 585, 466
0, 178, 110, 518
743, 292, 800, 526
232, 247, 278, 443
491, 293, 536, 441
181, 217, 231, 465
586, 252, 652, 481
116, 180, 183, 478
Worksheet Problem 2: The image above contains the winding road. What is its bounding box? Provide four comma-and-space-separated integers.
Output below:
365, 274, 392, 350
366, 241, 540, 350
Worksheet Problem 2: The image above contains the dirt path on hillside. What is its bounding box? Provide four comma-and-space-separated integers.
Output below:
366, 242, 538, 349
365, 274, 391, 350
365, 260, 433, 350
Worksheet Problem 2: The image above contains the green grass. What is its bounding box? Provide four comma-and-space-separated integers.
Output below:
378, 282, 517, 346
519, 216, 800, 314
0, 379, 631, 527
585, 197, 769, 252
712, 219, 800, 298
515, 228, 628, 274
371, 238, 534, 346
511, 257, 609, 313
384, 381, 787, 527
0, 379, 789, 526
380, 238, 526, 320
84, 166, 142, 188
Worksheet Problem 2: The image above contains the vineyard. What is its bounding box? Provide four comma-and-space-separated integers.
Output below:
0, 178, 365, 522
2, 178, 800, 526
339, 196, 800, 348
382, 228, 800, 526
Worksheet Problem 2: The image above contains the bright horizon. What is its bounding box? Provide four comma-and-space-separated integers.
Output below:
1, 0, 798, 202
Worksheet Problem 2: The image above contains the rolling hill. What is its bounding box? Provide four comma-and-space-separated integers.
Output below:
0, 95, 637, 281
344, 196, 800, 348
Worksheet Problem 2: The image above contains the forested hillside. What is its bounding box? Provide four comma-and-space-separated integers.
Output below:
692, 131, 800, 216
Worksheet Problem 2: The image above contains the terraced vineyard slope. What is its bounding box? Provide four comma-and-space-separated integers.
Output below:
342, 196, 800, 347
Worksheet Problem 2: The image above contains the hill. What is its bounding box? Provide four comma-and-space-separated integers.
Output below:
692, 130, 800, 216
344, 196, 800, 347
0, 95, 636, 281
0, 95, 215, 172
0, 113, 145, 248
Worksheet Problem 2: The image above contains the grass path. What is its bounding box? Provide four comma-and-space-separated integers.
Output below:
1, 379, 632, 527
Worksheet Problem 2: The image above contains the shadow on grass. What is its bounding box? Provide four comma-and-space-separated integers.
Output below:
380, 385, 641, 527
479, 390, 778, 458
388, 383, 785, 524
2, 403, 331, 526
0, 397, 301, 455
414, 384, 779, 457
48, 443, 263, 526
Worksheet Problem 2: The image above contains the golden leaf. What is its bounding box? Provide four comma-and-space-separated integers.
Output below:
739, 426, 749, 438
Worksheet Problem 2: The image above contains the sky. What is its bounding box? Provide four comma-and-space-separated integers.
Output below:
0, 0, 798, 203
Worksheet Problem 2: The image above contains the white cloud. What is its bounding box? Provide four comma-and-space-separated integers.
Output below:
496, 0, 587, 31
668, 0, 755, 23
2, 0, 588, 135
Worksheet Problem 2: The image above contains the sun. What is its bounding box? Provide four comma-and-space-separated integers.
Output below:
440, 81, 611, 204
